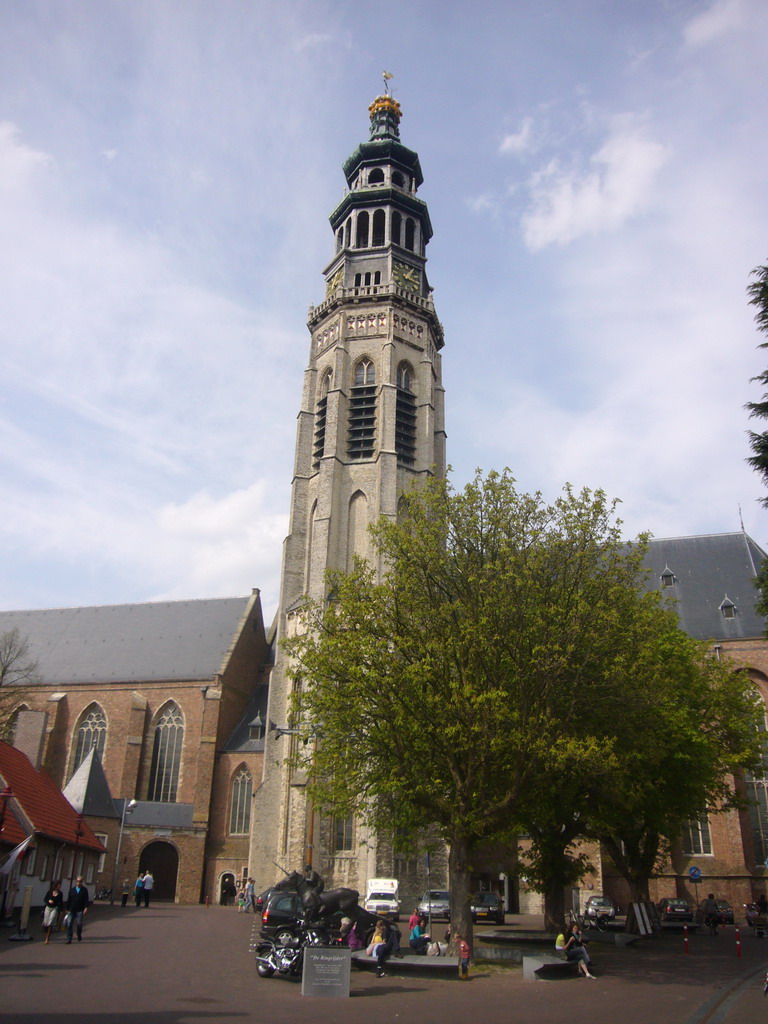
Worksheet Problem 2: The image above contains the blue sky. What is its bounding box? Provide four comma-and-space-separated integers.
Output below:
1, 0, 767, 622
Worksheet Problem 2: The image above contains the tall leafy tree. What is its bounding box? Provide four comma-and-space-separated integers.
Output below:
746, 262, 768, 506
284, 471, 663, 942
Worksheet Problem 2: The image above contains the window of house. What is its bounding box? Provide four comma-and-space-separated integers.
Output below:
229, 766, 253, 835
147, 702, 184, 802
85, 859, 95, 884
681, 816, 713, 855
660, 566, 676, 588
94, 833, 108, 873
23, 847, 37, 876
39, 854, 49, 882
73, 704, 107, 774
720, 597, 736, 619
333, 814, 354, 852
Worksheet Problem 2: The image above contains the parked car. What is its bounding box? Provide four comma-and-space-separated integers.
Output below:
418, 890, 451, 920
260, 889, 344, 945
584, 895, 616, 921
657, 897, 693, 922
470, 892, 504, 924
260, 890, 305, 946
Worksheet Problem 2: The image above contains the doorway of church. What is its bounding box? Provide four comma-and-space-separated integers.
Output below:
139, 841, 179, 902
220, 873, 236, 906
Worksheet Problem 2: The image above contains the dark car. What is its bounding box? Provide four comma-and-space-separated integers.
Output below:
260, 889, 345, 946
260, 890, 304, 946
470, 892, 504, 924
584, 895, 616, 920
657, 897, 693, 922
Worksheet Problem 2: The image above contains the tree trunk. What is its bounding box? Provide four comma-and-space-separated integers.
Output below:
448, 834, 474, 950
543, 880, 566, 933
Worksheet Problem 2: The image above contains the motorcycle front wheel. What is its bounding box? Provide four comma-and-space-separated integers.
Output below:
256, 963, 276, 977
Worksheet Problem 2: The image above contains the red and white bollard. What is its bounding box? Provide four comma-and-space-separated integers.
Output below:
735, 927, 741, 958
684, 924, 689, 954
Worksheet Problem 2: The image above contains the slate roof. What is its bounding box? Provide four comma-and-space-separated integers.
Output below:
0, 595, 255, 685
644, 532, 767, 641
0, 741, 104, 851
62, 748, 119, 819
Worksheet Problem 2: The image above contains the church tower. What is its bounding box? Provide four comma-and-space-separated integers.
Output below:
249, 93, 445, 890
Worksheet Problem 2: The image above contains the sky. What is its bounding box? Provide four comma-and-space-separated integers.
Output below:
1, 0, 767, 623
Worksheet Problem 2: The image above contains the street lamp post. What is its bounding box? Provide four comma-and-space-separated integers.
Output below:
69, 814, 84, 886
110, 799, 136, 905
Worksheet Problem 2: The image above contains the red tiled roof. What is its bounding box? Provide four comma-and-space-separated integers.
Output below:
0, 741, 104, 852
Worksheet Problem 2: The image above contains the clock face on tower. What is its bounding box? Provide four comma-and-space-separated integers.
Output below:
326, 268, 344, 297
392, 260, 420, 292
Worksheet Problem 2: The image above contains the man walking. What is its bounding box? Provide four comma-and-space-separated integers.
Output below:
66, 876, 90, 943
142, 870, 154, 908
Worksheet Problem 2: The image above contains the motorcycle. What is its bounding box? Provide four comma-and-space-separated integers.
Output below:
253, 924, 331, 979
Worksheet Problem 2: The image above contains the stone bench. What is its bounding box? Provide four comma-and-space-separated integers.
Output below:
351, 951, 458, 975
522, 954, 579, 981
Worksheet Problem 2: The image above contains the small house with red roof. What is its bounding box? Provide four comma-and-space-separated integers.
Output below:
0, 740, 104, 911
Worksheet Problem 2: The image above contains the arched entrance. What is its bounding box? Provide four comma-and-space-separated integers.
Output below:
220, 872, 236, 906
139, 841, 179, 902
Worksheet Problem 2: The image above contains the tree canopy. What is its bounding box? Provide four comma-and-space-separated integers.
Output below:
0, 627, 39, 737
284, 471, 760, 937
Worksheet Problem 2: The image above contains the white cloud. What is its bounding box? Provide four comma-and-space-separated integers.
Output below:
500, 117, 534, 156
683, 0, 746, 47
521, 117, 668, 249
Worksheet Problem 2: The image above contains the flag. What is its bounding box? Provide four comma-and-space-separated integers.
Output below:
0, 834, 34, 875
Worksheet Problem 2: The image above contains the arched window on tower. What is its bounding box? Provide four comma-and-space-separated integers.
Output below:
336, 228, 343, 252
356, 211, 369, 248
391, 211, 402, 246
344, 218, 351, 248
348, 359, 376, 460
313, 370, 332, 469
392, 171, 405, 188
368, 168, 385, 185
147, 701, 184, 802
372, 209, 385, 246
73, 703, 107, 775
396, 361, 417, 466
229, 766, 253, 835
404, 218, 415, 251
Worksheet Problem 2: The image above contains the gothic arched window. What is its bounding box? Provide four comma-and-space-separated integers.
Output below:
147, 702, 184, 802
313, 371, 332, 469
356, 211, 369, 248
404, 218, 415, 251
73, 704, 107, 773
229, 766, 252, 834
392, 211, 402, 246
349, 359, 376, 459
372, 209, 385, 246
395, 361, 416, 465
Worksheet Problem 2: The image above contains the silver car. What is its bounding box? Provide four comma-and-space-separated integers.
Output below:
418, 889, 451, 920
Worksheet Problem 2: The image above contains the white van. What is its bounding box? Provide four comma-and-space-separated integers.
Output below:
364, 878, 400, 920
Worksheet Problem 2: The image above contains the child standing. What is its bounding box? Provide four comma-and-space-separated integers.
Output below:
455, 931, 471, 979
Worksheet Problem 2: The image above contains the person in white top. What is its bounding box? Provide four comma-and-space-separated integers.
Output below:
142, 871, 154, 908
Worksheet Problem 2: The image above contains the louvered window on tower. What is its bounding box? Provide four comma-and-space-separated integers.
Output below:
348, 359, 376, 459
313, 395, 327, 468
396, 362, 416, 465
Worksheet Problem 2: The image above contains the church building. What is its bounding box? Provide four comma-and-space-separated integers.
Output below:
1, 94, 768, 916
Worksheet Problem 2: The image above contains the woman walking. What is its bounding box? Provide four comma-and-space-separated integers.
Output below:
42, 881, 64, 944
